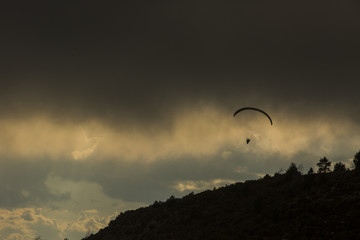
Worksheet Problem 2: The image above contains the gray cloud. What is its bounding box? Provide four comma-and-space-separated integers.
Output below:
0, 0, 359, 126
20, 210, 34, 222
0, 159, 71, 208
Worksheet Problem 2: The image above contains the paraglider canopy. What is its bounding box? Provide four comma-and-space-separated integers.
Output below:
233, 107, 273, 125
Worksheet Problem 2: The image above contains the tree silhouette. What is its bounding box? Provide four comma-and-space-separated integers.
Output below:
317, 157, 331, 173
333, 162, 346, 172
353, 150, 360, 170
81, 157, 360, 240
285, 162, 301, 179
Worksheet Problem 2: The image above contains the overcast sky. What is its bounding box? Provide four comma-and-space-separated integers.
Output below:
1, 1, 360, 239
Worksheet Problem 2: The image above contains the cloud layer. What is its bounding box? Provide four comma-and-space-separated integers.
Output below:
0, 107, 359, 239
1, 0, 359, 239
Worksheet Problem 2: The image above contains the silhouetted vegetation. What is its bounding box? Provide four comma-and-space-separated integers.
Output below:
317, 156, 331, 173
285, 162, 301, 179
83, 151, 360, 240
353, 150, 360, 171
334, 162, 346, 172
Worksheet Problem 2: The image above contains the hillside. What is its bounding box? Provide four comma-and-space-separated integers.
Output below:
83, 170, 360, 240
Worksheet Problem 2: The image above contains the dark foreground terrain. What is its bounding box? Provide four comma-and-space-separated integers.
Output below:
84, 170, 360, 240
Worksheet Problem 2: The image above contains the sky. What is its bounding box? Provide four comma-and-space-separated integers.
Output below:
1, 0, 360, 239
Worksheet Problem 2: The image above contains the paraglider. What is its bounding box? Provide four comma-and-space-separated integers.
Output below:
234, 107, 273, 144
233, 107, 273, 125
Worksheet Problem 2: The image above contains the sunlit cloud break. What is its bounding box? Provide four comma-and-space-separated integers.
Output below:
173, 179, 236, 192
0, 108, 359, 163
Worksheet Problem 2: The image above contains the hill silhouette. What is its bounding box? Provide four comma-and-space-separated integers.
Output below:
83, 168, 360, 240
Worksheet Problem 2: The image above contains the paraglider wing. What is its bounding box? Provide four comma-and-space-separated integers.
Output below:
233, 107, 273, 125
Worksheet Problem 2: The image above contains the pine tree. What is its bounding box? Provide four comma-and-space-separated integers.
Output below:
317, 157, 331, 173
285, 162, 301, 179
353, 150, 360, 170
333, 162, 346, 172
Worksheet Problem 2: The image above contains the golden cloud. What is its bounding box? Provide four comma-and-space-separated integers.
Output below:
0, 107, 358, 163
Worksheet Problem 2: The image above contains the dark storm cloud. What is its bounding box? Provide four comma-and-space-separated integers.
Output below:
1, 0, 359, 124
